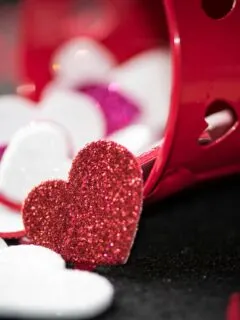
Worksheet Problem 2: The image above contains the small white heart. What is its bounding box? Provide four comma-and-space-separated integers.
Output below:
51, 37, 116, 87
0, 89, 106, 154
0, 121, 72, 203
0, 244, 114, 318
39, 89, 106, 153
0, 95, 37, 146
0, 245, 65, 271
110, 48, 172, 134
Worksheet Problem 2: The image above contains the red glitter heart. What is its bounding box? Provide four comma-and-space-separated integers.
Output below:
22, 141, 143, 265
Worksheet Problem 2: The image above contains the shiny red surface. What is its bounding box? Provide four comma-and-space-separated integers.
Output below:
19, 0, 167, 101
19, 0, 240, 203
144, 0, 240, 202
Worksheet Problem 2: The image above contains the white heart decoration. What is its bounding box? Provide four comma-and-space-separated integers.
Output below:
0, 121, 72, 202
38, 89, 105, 153
0, 40, 172, 156
0, 89, 106, 155
110, 48, 172, 135
0, 122, 72, 237
0, 95, 37, 147
51, 37, 116, 87
50, 38, 172, 140
0, 244, 65, 271
0, 245, 114, 319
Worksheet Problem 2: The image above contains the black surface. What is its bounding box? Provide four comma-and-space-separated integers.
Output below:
95, 174, 240, 320
3, 173, 240, 320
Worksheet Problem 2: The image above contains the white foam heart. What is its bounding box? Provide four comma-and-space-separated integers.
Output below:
39, 89, 106, 153
0, 204, 24, 237
0, 238, 7, 249
51, 37, 116, 87
0, 95, 36, 146
110, 48, 172, 134
0, 121, 72, 203
0, 267, 114, 319
0, 245, 65, 271
0, 88, 106, 154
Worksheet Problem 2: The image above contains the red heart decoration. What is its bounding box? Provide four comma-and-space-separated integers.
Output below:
22, 141, 143, 265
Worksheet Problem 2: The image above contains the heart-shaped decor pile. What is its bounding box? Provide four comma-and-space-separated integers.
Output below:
22, 140, 143, 265
0, 88, 106, 157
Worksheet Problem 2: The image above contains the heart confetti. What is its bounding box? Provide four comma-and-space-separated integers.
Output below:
23, 140, 143, 265
110, 48, 171, 134
38, 89, 106, 153
0, 95, 36, 147
0, 268, 114, 319
0, 244, 65, 271
0, 122, 72, 203
0, 88, 106, 155
51, 37, 116, 87
0, 244, 114, 319
0, 122, 72, 239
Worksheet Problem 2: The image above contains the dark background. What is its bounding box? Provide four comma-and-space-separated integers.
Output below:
95, 175, 240, 320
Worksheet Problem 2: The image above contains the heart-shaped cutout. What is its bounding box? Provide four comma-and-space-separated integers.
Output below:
0, 89, 106, 155
109, 48, 172, 134
0, 244, 65, 271
0, 95, 36, 147
0, 122, 72, 238
23, 140, 143, 265
0, 121, 72, 203
0, 38, 116, 153
0, 267, 114, 319
38, 89, 106, 153
51, 37, 116, 87
0, 244, 114, 319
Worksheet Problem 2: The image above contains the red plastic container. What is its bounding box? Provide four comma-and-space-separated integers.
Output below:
18, 0, 240, 202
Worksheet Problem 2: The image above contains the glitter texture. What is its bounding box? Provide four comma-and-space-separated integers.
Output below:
22, 141, 143, 265
23, 180, 73, 254
79, 84, 140, 135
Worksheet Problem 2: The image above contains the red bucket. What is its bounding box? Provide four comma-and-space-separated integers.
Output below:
2, 0, 240, 202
